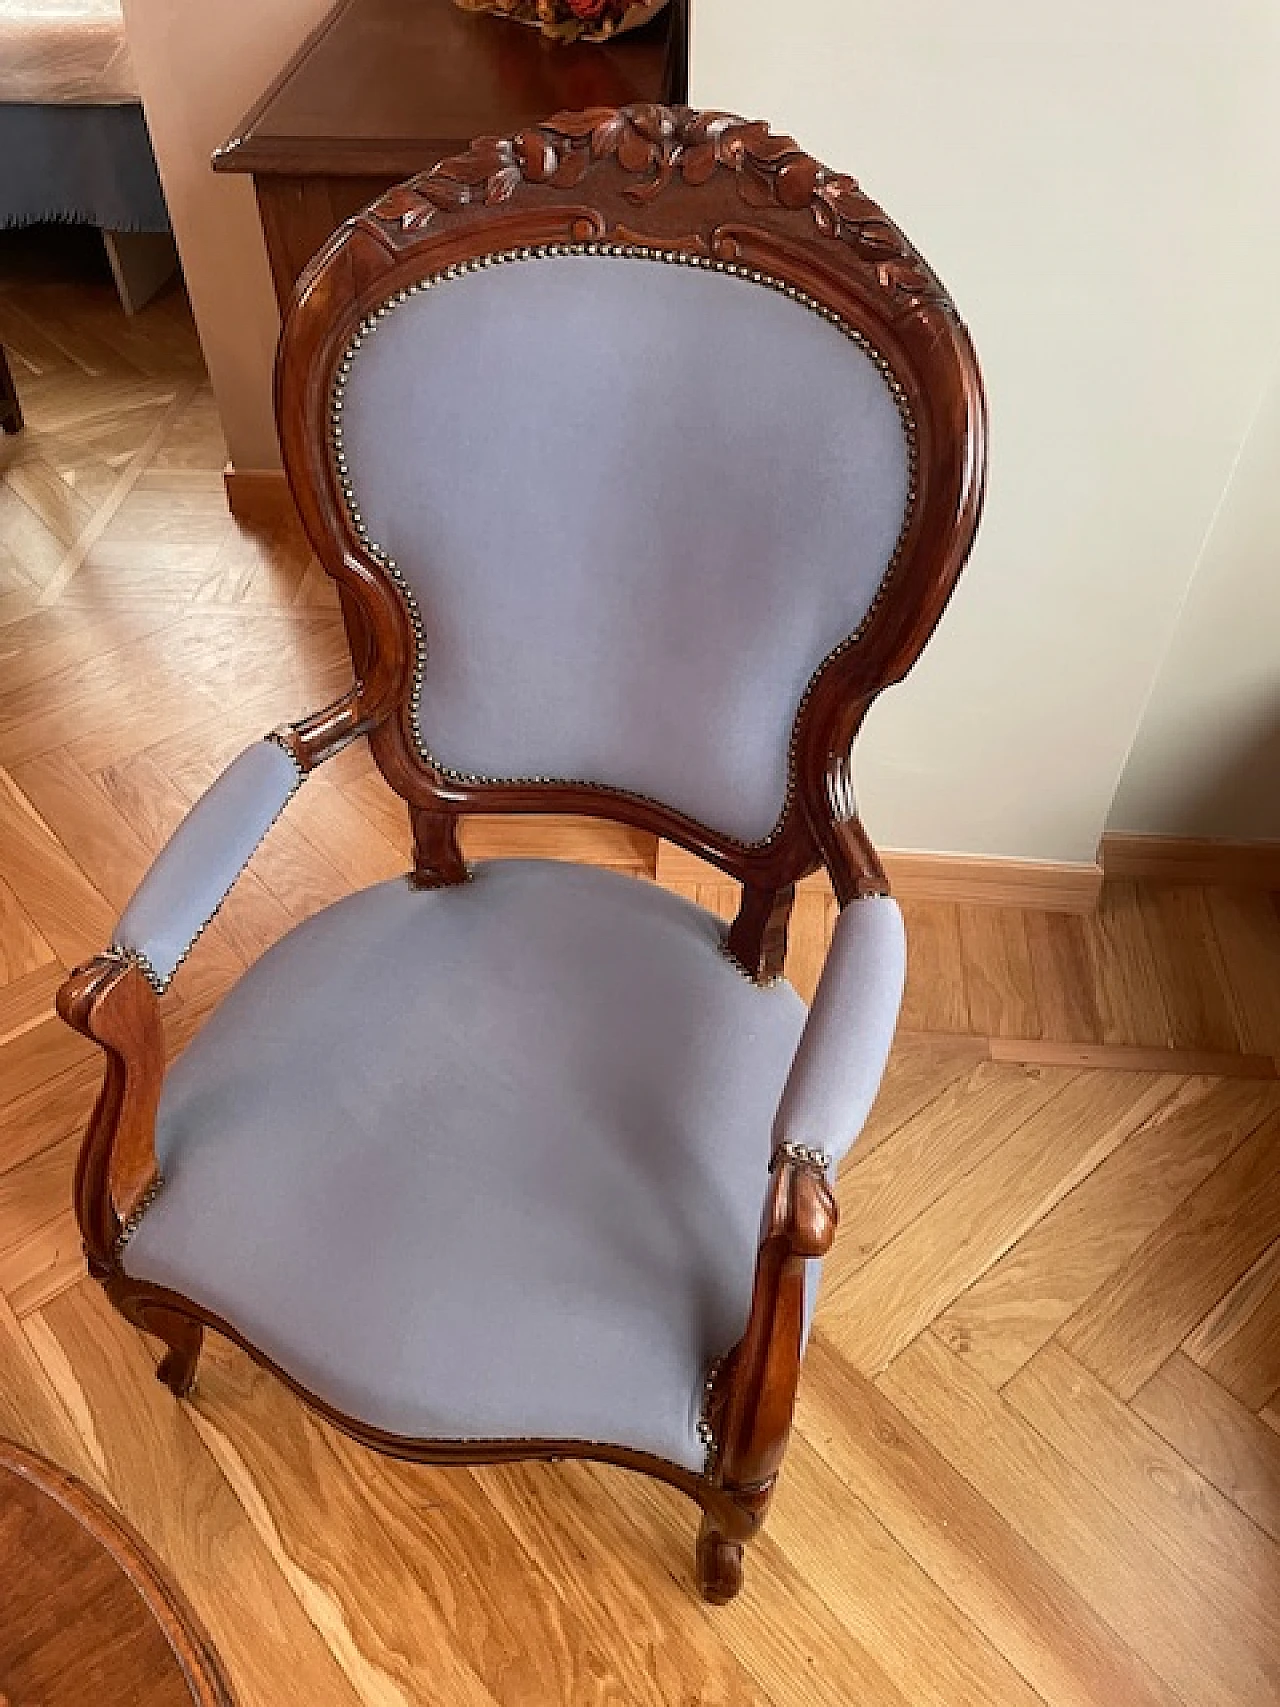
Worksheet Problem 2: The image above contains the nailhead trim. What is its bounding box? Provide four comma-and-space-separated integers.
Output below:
771, 1141, 832, 1173
103, 943, 167, 995
264, 727, 308, 785
718, 937, 782, 990
330, 244, 920, 850
696, 1355, 723, 1470
110, 734, 308, 995
114, 1173, 165, 1259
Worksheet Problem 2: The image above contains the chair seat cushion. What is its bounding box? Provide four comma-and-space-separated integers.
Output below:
126, 860, 811, 1470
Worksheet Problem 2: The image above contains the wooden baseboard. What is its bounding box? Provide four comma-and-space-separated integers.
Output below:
879, 850, 1102, 912
1101, 833, 1280, 888
654, 843, 1102, 912
223, 465, 292, 525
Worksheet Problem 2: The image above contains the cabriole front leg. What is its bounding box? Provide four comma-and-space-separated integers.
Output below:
696, 1153, 838, 1602
57, 954, 202, 1394
695, 1480, 773, 1603
107, 1278, 205, 1397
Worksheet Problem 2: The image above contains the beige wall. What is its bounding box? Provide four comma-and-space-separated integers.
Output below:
694, 0, 1280, 861
120, 0, 332, 470
1108, 364, 1280, 842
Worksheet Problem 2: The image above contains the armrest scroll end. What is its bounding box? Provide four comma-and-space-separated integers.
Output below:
57, 955, 165, 1259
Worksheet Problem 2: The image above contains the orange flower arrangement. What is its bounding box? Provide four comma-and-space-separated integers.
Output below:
453, 0, 670, 44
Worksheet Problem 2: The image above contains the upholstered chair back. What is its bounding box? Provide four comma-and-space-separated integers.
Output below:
333, 254, 912, 845
278, 109, 985, 900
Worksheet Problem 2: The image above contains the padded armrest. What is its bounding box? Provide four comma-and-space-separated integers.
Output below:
771, 895, 906, 1166
112, 736, 306, 992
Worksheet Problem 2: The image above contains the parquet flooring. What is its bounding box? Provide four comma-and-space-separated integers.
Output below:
3, 232, 1280, 1706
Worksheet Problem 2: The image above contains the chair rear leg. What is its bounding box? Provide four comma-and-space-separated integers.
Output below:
726, 883, 795, 983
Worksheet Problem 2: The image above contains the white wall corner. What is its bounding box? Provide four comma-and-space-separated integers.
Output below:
693, 0, 1280, 862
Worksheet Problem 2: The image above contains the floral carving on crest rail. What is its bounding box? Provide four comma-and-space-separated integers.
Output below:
369, 104, 951, 313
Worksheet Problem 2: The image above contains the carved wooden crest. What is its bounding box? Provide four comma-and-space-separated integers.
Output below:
366, 104, 951, 316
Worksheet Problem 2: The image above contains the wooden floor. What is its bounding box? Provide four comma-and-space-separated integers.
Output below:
3, 235, 1280, 1707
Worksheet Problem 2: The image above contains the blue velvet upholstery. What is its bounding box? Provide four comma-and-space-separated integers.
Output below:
112, 737, 302, 990
126, 861, 816, 1468
337, 254, 911, 845
773, 896, 906, 1165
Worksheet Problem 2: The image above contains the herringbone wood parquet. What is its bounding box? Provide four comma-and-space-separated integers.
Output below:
3, 232, 1280, 1707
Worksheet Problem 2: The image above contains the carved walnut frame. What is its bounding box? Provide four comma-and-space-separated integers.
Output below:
58, 106, 986, 1604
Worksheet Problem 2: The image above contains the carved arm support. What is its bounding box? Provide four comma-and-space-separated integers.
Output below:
58, 955, 164, 1269
713, 1152, 837, 1490
713, 895, 906, 1489
57, 696, 362, 1267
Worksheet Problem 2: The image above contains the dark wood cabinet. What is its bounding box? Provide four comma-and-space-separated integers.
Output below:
215, 0, 688, 309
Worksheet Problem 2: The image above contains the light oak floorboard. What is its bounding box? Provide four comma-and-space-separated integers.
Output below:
1205, 885, 1280, 1056
474, 1456, 773, 1706
1133, 1352, 1280, 1543
11, 746, 159, 908
238, 812, 356, 923
0, 1054, 102, 1178
958, 906, 1041, 1039
933, 1076, 1280, 1386
0, 1133, 76, 1249
824, 1070, 1179, 1374
1182, 1235, 1280, 1412
1023, 908, 1104, 1045
784, 887, 829, 1004
986, 1034, 1277, 1077
0, 1206, 83, 1317
879, 1332, 1275, 1707
605, 1464, 913, 1707
798, 1336, 1184, 1707
824, 1059, 1075, 1290
0, 960, 64, 1049
1058, 1108, 1280, 1398
1004, 1342, 1280, 1662
92, 748, 204, 853
695, 881, 738, 922
756, 1432, 1044, 1707
1081, 879, 1173, 1048
0, 1012, 97, 1111
1135, 882, 1243, 1054
0, 764, 116, 963
0, 1290, 101, 1481
460, 811, 656, 875
851, 1030, 988, 1160
186, 1339, 571, 1707
898, 900, 969, 1033
286, 777, 410, 889
0, 871, 57, 984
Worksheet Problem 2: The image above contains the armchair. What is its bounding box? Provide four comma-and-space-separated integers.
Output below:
59, 104, 985, 1602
